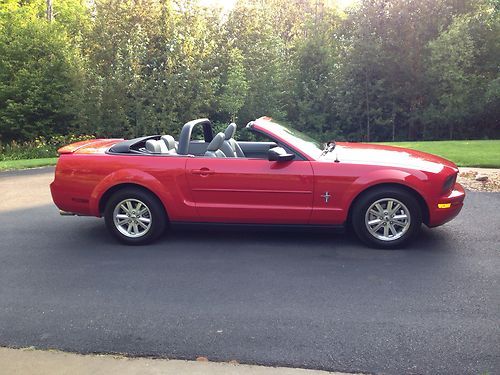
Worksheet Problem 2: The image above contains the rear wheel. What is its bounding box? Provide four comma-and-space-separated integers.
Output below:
104, 188, 166, 245
351, 187, 422, 248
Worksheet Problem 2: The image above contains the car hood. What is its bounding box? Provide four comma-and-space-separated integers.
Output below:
321, 142, 458, 174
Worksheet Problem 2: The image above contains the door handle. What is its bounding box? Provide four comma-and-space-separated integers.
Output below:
190, 168, 215, 176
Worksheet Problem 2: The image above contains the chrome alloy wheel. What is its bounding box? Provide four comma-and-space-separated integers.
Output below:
364, 198, 411, 242
113, 199, 152, 238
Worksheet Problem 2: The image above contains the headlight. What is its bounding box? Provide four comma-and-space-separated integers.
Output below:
442, 173, 457, 194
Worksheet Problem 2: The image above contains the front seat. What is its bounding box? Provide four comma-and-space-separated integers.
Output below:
204, 133, 227, 158
161, 135, 177, 153
220, 123, 245, 157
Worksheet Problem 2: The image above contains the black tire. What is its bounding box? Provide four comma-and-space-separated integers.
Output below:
104, 187, 167, 245
351, 186, 422, 249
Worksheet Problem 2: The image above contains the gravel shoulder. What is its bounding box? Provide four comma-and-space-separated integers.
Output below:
457, 167, 500, 192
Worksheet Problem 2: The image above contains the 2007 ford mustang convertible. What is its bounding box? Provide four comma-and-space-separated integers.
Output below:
50, 117, 465, 248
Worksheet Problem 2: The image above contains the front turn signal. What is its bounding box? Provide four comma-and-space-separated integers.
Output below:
438, 203, 452, 209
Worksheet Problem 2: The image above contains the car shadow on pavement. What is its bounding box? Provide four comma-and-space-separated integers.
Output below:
79, 214, 456, 257
1, 203, 455, 259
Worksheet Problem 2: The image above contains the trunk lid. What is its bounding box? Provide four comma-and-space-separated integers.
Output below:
57, 139, 123, 155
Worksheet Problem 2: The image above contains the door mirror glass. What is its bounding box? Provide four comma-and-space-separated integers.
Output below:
268, 147, 295, 162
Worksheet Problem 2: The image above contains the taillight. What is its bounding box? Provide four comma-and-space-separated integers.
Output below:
442, 173, 457, 194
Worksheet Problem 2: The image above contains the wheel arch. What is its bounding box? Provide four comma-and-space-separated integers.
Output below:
98, 183, 169, 220
347, 183, 430, 226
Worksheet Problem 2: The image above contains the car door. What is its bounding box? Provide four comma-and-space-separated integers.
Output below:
185, 157, 314, 224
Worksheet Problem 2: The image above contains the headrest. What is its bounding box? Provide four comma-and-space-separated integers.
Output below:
145, 140, 161, 153
161, 135, 176, 151
207, 133, 225, 151
146, 139, 168, 153
224, 123, 237, 140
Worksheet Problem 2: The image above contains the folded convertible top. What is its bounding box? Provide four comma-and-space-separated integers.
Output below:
107, 135, 161, 154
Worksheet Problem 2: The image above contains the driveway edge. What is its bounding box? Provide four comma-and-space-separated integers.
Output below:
0, 347, 360, 375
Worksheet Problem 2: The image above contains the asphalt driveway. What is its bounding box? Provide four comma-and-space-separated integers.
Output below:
0, 167, 499, 374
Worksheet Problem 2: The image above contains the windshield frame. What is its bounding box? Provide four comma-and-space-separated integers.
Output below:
248, 118, 324, 160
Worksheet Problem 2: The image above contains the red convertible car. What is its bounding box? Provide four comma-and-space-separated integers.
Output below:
50, 117, 465, 248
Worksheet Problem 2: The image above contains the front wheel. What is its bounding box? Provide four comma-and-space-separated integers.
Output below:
104, 188, 167, 245
351, 187, 422, 248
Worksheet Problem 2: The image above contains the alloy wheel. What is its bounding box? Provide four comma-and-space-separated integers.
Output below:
113, 198, 152, 238
364, 198, 411, 241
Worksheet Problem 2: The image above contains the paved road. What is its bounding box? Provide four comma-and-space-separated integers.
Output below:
1, 167, 499, 375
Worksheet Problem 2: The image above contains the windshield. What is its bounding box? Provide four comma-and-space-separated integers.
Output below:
258, 120, 324, 159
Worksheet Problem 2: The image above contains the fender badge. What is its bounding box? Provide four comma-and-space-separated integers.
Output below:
321, 192, 331, 204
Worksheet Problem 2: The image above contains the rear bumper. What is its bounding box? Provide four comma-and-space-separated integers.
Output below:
50, 180, 93, 216
427, 183, 465, 227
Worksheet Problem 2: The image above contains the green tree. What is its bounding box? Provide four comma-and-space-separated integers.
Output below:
218, 48, 248, 122
424, 1, 499, 139
284, 6, 342, 141
224, 0, 287, 125
1, 0, 498, 144
337, 0, 479, 141
81, 0, 220, 138
0, 0, 84, 142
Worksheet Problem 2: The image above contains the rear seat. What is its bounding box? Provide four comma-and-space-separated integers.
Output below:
145, 140, 164, 153
145, 136, 177, 155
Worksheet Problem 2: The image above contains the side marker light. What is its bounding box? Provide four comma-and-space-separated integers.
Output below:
438, 203, 452, 209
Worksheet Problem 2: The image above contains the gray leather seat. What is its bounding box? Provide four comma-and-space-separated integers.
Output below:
204, 133, 227, 158
145, 139, 169, 154
220, 123, 245, 158
161, 135, 177, 153
145, 140, 157, 153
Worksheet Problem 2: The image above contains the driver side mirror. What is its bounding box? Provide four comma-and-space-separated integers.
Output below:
268, 147, 295, 162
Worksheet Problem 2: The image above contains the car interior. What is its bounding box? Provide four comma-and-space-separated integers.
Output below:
107, 119, 282, 160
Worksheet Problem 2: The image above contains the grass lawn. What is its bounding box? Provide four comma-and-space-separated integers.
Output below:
0, 157, 58, 171
378, 140, 500, 168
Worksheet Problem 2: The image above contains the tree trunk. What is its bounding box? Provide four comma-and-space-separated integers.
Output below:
392, 113, 396, 141
46, 0, 53, 22
365, 69, 370, 142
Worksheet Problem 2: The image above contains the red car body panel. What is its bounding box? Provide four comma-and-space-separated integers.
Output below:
51, 154, 197, 221
50, 117, 465, 230
185, 157, 314, 223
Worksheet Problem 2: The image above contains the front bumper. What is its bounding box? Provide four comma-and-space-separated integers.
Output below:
427, 182, 465, 227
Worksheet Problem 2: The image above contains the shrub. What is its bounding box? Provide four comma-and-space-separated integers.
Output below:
0, 134, 94, 161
